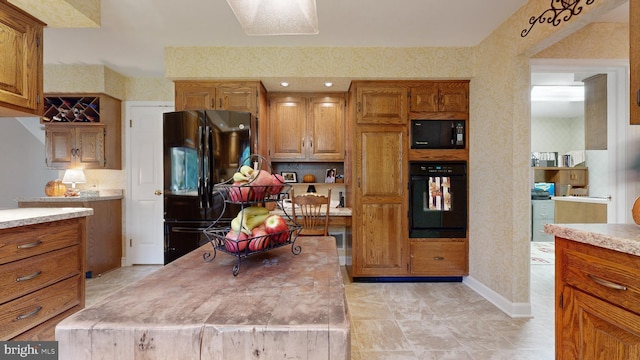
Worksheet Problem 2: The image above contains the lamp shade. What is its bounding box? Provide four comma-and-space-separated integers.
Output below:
226, 0, 318, 35
62, 169, 86, 187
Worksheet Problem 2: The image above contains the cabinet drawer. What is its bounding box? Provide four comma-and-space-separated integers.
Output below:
0, 219, 81, 265
410, 241, 467, 276
0, 276, 81, 339
0, 246, 81, 304
561, 240, 640, 316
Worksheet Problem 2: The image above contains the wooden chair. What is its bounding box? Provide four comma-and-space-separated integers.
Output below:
290, 188, 332, 236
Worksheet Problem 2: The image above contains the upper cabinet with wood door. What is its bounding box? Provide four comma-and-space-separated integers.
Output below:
174, 81, 266, 118
0, 1, 45, 117
409, 81, 469, 114
268, 93, 345, 162
631, 0, 640, 125
43, 94, 121, 169
355, 85, 407, 125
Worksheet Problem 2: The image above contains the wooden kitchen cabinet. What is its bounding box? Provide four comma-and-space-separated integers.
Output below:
19, 199, 123, 279
583, 74, 607, 150
174, 80, 266, 118
631, 0, 640, 125
45, 125, 105, 169
534, 167, 588, 191
355, 85, 408, 125
43, 93, 121, 169
268, 93, 345, 161
0, 218, 85, 340
409, 81, 469, 113
0, 1, 45, 117
556, 237, 640, 359
410, 241, 467, 276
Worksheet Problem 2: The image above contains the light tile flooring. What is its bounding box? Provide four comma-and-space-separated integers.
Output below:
86, 250, 555, 359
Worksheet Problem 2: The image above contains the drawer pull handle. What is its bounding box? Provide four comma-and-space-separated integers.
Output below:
16, 271, 42, 282
17, 241, 43, 249
588, 274, 627, 291
16, 306, 42, 320
433, 256, 444, 261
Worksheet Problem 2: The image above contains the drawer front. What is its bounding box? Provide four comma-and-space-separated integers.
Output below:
532, 200, 554, 220
410, 241, 467, 276
0, 246, 81, 304
0, 276, 81, 339
561, 240, 640, 316
0, 219, 81, 265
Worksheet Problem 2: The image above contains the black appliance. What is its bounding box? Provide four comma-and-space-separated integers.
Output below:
409, 161, 468, 238
163, 110, 255, 264
411, 119, 465, 149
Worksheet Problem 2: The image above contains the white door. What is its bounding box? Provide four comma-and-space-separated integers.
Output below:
127, 104, 173, 264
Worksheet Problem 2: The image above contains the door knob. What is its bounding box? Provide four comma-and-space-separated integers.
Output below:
154, 190, 162, 196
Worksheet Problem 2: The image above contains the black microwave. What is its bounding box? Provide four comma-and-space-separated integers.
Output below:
411, 120, 465, 149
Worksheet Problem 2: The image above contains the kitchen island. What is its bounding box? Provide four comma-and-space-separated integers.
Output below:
56, 236, 350, 359
545, 223, 640, 359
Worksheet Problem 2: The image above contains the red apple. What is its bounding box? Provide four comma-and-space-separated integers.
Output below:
270, 174, 285, 195
249, 228, 270, 251
228, 181, 250, 202
224, 230, 248, 253
263, 214, 289, 244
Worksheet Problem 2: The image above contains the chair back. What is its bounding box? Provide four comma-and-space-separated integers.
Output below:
291, 189, 332, 236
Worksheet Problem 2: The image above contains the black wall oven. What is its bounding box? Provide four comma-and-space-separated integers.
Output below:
409, 161, 467, 238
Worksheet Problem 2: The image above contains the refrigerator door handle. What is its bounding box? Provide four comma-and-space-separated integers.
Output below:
203, 125, 212, 209
197, 124, 205, 209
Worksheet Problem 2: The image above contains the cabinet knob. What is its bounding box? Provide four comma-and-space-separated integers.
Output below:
154, 190, 162, 196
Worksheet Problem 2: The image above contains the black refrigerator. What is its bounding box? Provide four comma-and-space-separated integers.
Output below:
163, 110, 255, 264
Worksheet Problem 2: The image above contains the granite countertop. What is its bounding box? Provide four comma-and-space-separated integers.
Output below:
0, 207, 94, 229
56, 236, 350, 359
544, 223, 640, 256
551, 196, 609, 204
16, 189, 124, 203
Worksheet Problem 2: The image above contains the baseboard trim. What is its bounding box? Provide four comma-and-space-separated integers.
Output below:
463, 275, 533, 318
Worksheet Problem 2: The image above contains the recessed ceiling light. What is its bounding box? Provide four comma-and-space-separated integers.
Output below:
324, 82, 333, 88
280, 82, 289, 87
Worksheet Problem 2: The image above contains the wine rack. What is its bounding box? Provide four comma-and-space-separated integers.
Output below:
42, 96, 101, 123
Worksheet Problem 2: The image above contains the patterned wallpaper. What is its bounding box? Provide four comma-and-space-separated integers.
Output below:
40, 0, 629, 312
8, 0, 100, 27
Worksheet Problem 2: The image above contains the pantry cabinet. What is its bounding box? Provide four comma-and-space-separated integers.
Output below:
631, 0, 640, 125
43, 94, 121, 169
348, 80, 469, 280
409, 82, 469, 113
268, 93, 345, 162
0, 1, 45, 117
174, 80, 266, 118
556, 237, 640, 359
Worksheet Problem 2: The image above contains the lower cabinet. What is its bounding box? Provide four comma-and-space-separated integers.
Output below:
556, 237, 640, 359
19, 198, 122, 278
410, 241, 468, 276
0, 218, 86, 340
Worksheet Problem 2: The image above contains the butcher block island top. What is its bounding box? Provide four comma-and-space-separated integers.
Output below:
56, 236, 350, 359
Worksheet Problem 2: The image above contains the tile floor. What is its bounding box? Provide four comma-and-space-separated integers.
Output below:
86, 247, 555, 359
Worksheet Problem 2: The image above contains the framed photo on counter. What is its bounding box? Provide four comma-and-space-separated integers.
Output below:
281, 171, 297, 183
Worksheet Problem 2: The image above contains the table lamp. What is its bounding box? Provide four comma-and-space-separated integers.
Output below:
62, 169, 86, 196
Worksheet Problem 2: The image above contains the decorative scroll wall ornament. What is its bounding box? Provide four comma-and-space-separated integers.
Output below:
521, 0, 595, 37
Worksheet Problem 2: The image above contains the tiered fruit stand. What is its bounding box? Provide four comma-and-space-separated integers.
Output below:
203, 155, 302, 276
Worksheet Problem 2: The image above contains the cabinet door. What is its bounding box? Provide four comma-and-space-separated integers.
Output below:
409, 84, 439, 112
439, 82, 469, 112
0, 2, 43, 116
217, 83, 257, 114
174, 82, 216, 110
353, 127, 408, 276
569, 169, 588, 187
308, 96, 345, 160
559, 286, 640, 360
45, 127, 74, 168
268, 96, 306, 160
356, 87, 407, 125
76, 126, 105, 168
631, 0, 640, 125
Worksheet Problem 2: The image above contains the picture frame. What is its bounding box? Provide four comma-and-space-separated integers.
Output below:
281, 171, 298, 183
325, 168, 337, 183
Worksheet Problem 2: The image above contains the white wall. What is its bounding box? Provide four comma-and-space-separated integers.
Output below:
0, 118, 58, 209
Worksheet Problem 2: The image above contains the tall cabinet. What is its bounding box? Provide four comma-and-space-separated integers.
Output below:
348, 80, 469, 279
